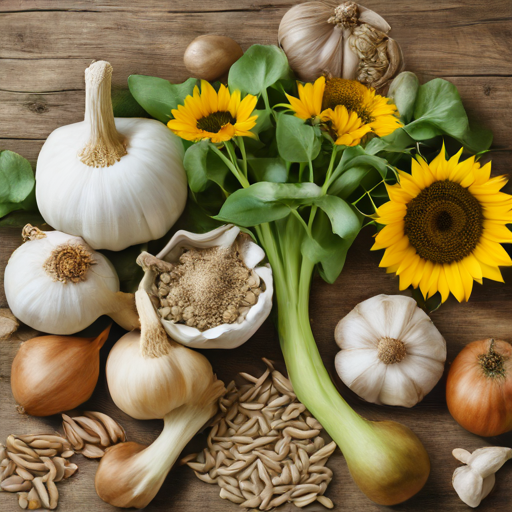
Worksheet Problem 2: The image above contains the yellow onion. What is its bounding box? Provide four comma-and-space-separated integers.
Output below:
447, 339, 512, 436
11, 326, 110, 416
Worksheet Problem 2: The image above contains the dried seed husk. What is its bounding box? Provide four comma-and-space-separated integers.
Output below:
269, 490, 293, 508
317, 495, 334, 508
19, 491, 29, 509
7, 453, 46, 472
62, 422, 84, 451
219, 486, 245, 504
16, 466, 34, 481
293, 492, 318, 508
61, 450, 74, 458
32, 477, 50, 509
310, 441, 337, 463
52, 458, 66, 482
47, 477, 59, 510
73, 416, 111, 447
80, 443, 105, 459
62, 414, 101, 444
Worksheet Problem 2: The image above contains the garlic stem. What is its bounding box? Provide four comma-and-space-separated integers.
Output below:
79, 61, 127, 167
95, 380, 225, 508
107, 292, 140, 332
135, 289, 171, 358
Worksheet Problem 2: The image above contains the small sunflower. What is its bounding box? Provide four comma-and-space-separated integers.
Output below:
372, 146, 512, 303
167, 81, 258, 143
322, 105, 372, 146
285, 76, 402, 142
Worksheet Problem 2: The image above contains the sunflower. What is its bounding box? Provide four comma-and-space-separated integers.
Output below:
285, 76, 402, 142
322, 105, 372, 146
167, 81, 258, 143
372, 146, 512, 303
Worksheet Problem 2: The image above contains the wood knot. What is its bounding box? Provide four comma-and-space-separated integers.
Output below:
27, 100, 49, 114
483, 85, 492, 97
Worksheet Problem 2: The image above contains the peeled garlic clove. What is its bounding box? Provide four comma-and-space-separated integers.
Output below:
466, 447, 512, 478
138, 225, 273, 349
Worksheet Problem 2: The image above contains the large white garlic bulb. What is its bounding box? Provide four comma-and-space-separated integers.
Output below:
138, 224, 273, 349
36, 60, 187, 251
279, 1, 403, 88
4, 225, 139, 335
334, 294, 446, 407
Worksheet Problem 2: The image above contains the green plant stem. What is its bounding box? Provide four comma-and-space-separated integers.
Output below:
322, 146, 340, 193
209, 143, 249, 189
237, 137, 248, 178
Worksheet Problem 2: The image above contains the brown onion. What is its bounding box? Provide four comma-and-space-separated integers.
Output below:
11, 326, 111, 416
446, 338, 512, 436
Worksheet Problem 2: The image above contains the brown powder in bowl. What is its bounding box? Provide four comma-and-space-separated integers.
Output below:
155, 244, 263, 331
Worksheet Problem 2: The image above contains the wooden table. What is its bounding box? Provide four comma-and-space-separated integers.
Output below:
1, 1, 511, 510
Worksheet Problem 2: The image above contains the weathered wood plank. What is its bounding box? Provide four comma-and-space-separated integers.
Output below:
1, 77, 510, 147
0, 0, 511, 77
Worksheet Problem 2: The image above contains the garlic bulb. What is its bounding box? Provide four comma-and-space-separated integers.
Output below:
106, 288, 223, 420
36, 60, 187, 251
138, 224, 273, 349
278, 1, 403, 89
4, 225, 139, 334
334, 294, 446, 407
99, 288, 224, 508
452, 447, 512, 508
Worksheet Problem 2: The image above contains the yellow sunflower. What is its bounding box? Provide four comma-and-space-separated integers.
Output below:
285, 76, 402, 142
167, 81, 258, 143
322, 105, 372, 146
372, 146, 512, 303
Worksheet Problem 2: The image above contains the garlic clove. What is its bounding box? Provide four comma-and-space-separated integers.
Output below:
453, 466, 487, 508
357, 5, 391, 33
342, 28, 360, 79
401, 315, 447, 362
139, 225, 273, 349
377, 363, 420, 408
334, 310, 379, 350
467, 447, 512, 478
335, 350, 386, 403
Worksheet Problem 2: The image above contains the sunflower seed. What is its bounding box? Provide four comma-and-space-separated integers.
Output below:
84, 411, 126, 443
52, 458, 66, 482
317, 495, 334, 508
62, 415, 100, 445
32, 477, 50, 509
18, 491, 29, 509
293, 492, 318, 508
16, 466, 34, 481
63, 461, 78, 479
7, 453, 46, 472
268, 490, 293, 508
219, 487, 245, 504
27, 487, 41, 509
240, 495, 262, 508
80, 443, 105, 459
73, 416, 111, 447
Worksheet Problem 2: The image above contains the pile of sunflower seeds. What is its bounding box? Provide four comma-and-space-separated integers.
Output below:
0, 411, 126, 510
62, 411, 126, 459
182, 359, 336, 510
0, 433, 77, 510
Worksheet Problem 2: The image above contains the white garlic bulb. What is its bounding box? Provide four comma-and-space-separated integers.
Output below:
138, 224, 273, 349
334, 294, 446, 407
278, 1, 403, 88
36, 60, 187, 251
452, 447, 512, 508
4, 225, 139, 335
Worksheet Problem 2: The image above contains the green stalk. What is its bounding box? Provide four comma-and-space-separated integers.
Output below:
257, 215, 431, 506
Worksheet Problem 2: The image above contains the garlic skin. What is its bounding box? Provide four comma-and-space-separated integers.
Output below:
4, 226, 138, 334
278, 1, 401, 87
334, 294, 446, 407
138, 224, 273, 349
36, 60, 187, 251
452, 447, 512, 508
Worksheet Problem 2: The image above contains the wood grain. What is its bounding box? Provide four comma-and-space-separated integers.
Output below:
1, 0, 511, 511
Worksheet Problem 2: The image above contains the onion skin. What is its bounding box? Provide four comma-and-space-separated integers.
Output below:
446, 339, 512, 437
11, 326, 110, 416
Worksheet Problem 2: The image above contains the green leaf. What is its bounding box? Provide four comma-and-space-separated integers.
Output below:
128, 75, 198, 123
248, 157, 288, 183
215, 182, 322, 226
276, 114, 321, 163
0, 210, 45, 228
228, 45, 293, 96
328, 166, 370, 198
404, 78, 492, 152
183, 140, 210, 193
388, 72, 420, 124
0, 150, 35, 218
183, 141, 236, 194
311, 195, 361, 240
252, 109, 273, 135
111, 88, 150, 118
365, 128, 415, 155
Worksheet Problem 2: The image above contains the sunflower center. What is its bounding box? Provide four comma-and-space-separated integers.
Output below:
196, 111, 236, 133
322, 77, 373, 123
404, 180, 483, 264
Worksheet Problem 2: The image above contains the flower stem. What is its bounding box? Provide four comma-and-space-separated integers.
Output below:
209, 143, 249, 189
